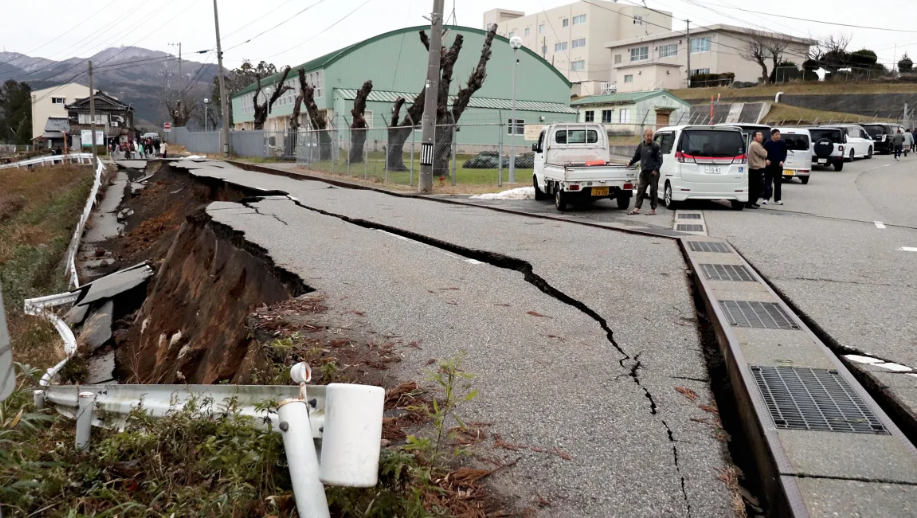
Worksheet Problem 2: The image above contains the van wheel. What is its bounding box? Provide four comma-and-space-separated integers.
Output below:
533, 175, 546, 200
616, 192, 631, 210
849, 149, 855, 161
664, 182, 678, 209
800, 176, 810, 184
833, 161, 844, 171
730, 200, 745, 211
867, 146, 873, 159
555, 187, 568, 211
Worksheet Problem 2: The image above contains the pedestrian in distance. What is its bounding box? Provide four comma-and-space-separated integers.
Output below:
160, 140, 167, 159
626, 128, 663, 215
763, 129, 787, 205
747, 130, 767, 209
893, 128, 905, 160
903, 129, 913, 158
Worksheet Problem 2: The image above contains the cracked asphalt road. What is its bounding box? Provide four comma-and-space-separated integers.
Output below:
173, 160, 735, 517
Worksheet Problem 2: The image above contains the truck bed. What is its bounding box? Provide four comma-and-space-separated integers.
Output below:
544, 163, 635, 183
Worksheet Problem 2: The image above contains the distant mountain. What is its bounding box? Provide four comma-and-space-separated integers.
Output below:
0, 46, 218, 129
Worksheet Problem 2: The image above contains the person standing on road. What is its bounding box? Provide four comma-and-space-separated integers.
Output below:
763, 129, 787, 206
893, 129, 905, 160
160, 140, 167, 159
747, 131, 767, 209
627, 128, 663, 216
904, 129, 914, 157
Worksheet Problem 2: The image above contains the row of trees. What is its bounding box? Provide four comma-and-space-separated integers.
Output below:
0, 80, 32, 145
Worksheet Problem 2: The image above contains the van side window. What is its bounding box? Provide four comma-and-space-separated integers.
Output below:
555, 130, 567, 144
655, 132, 675, 154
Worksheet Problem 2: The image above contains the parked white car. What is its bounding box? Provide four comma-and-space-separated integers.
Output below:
653, 125, 748, 210
825, 124, 873, 161
773, 127, 813, 184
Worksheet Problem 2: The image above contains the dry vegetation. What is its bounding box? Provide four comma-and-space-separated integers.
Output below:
761, 104, 893, 125
671, 81, 917, 100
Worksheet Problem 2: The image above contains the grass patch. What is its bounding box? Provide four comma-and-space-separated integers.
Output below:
671, 81, 917, 101
0, 163, 92, 370
761, 104, 892, 125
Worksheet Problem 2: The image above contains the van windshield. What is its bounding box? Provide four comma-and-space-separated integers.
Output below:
679, 130, 745, 157
863, 125, 889, 138
782, 134, 810, 151
810, 129, 843, 143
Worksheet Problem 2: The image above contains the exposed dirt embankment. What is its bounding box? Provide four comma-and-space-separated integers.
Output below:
116, 212, 309, 383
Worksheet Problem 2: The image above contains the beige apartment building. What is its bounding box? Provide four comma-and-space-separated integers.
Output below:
31, 83, 92, 142
605, 24, 815, 93
483, 1, 673, 96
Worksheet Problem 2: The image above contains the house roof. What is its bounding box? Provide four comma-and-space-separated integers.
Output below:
233, 24, 572, 99
571, 90, 689, 107
604, 23, 817, 50
44, 117, 70, 133
65, 91, 130, 111
334, 88, 576, 114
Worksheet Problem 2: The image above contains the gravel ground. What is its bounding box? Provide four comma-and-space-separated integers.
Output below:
180, 160, 736, 517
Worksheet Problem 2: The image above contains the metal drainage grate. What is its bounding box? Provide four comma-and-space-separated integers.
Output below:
701, 264, 755, 282
678, 213, 702, 219
720, 300, 799, 330
677, 224, 705, 232
751, 366, 889, 434
689, 241, 731, 253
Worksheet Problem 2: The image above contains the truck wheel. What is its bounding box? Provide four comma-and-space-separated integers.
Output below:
730, 200, 745, 211
800, 176, 810, 184
533, 175, 546, 200
833, 161, 843, 171
664, 182, 678, 210
616, 192, 630, 210
555, 188, 568, 211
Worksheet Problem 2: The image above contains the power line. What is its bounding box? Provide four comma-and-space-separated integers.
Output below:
221, 0, 301, 41
537, 0, 584, 82
259, 0, 376, 60
692, 0, 917, 33
223, 0, 330, 52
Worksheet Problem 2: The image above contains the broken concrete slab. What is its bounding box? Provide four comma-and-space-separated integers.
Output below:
63, 304, 89, 326
86, 350, 116, 384
75, 263, 153, 307
116, 160, 147, 170
80, 300, 113, 350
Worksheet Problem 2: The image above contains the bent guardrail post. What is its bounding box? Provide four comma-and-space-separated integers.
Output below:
75, 392, 94, 449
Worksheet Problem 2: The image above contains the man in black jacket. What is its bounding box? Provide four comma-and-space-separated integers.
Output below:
627, 128, 663, 215
763, 129, 787, 205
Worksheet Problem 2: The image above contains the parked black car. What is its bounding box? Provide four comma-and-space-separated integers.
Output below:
862, 123, 903, 154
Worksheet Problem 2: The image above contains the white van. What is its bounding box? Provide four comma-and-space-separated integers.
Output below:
773, 127, 813, 184
824, 124, 873, 161
654, 125, 748, 210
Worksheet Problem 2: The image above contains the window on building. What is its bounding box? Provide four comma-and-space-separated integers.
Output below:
539, 24, 545, 34
602, 109, 612, 123
364, 110, 374, 128
573, 14, 586, 25
507, 119, 524, 135
630, 46, 648, 61
571, 60, 585, 71
78, 113, 107, 124
51, 97, 65, 104
614, 54, 622, 64
562, 18, 569, 27
585, 110, 595, 122
624, 74, 634, 83
690, 68, 711, 76
690, 36, 712, 54
508, 32, 515, 38
306, 70, 324, 98
634, 16, 643, 25
525, 27, 530, 37
658, 43, 678, 58
619, 109, 631, 123
572, 38, 586, 48
555, 41, 568, 52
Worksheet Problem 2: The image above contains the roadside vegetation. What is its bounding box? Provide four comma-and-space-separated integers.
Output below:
0, 163, 92, 369
671, 81, 917, 101
761, 104, 893, 125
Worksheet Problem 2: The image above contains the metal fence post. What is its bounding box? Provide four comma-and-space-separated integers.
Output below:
451, 123, 457, 186
410, 121, 416, 186
76, 391, 94, 449
498, 115, 504, 187
364, 129, 368, 180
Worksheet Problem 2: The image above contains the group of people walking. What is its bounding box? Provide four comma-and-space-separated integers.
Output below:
892, 128, 915, 160
747, 129, 787, 208
108, 138, 166, 160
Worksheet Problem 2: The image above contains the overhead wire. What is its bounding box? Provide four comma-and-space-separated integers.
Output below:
223, 0, 330, 52
258, 0, 375, 60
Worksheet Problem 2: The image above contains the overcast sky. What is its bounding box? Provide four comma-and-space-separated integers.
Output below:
2, 0, 916, 72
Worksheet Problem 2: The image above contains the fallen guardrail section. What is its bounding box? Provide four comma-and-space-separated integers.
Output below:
681, 236, 917, 517
64, 158, 107, 289
35, 363, 384, 518
0, 152, 94, 169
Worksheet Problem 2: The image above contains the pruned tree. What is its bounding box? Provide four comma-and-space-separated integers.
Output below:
162, 91, 198, 127
252, 66, 292, 130
765, 39, 789, 83
299, 67, 333, 160
385, 24, 498, 172
349, 80, 373, 163
290, 89, 304, 132
739, 31, 771, 84
212, 60, 278, 126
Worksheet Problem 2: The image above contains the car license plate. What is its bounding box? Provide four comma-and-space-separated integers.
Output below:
591, 187, 609, 197
784, 169, 795, 176
817, 158, 827, 164
704, 166, 723, 174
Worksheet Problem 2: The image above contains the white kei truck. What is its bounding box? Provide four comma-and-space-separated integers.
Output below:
531, 123, 636, 211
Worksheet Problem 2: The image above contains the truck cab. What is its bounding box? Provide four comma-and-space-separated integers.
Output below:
532, 123, 635, 211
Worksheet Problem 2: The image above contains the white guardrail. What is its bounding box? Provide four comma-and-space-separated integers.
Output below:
0, 152, 94, 170
65, 158, 106, 289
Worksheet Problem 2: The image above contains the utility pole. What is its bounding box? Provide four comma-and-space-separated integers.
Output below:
89, 61, 97, 165
213, 0, 230, 157
169, 42, 182, 94
418, 0, 444, 193
685, 20, 691, 88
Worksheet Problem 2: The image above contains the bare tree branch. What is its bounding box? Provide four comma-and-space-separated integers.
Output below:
452, 24, 497, 122
252, 66, 292, 129
391, 97, 405, 127
738, 31, 770, 84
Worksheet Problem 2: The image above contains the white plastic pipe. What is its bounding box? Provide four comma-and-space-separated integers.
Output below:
33, 390, 45, 409
320, 383, 385, 487
277, 398, 329, 518
75, 391, 94, 449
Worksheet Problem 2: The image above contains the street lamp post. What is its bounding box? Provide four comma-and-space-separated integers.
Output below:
508, 36, 522, 184
204, 98, 210, 131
